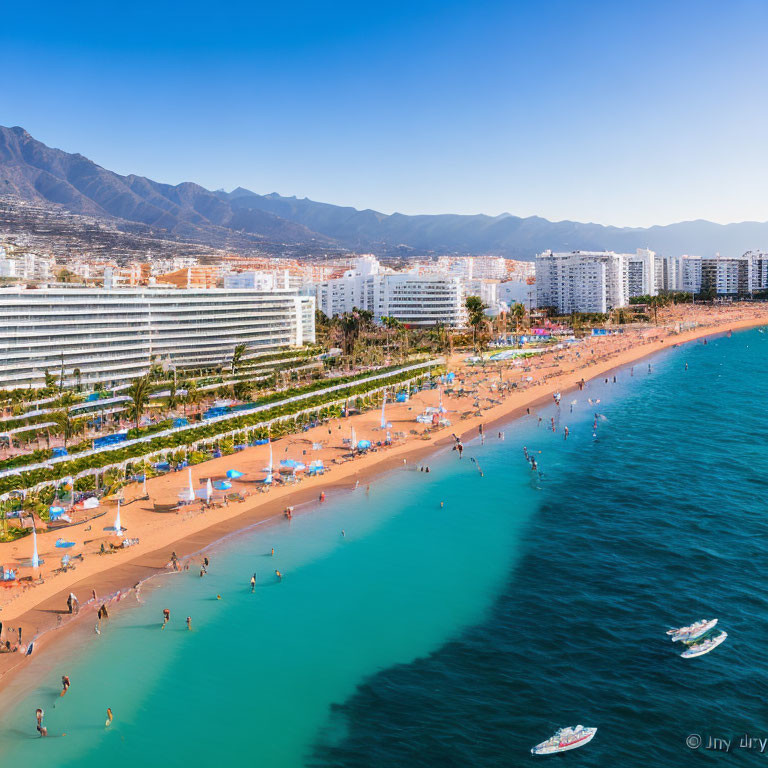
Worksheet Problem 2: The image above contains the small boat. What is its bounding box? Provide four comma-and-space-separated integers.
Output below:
667, 618, 718, 643
531, 725, 597, 755
681, 631, 728, 658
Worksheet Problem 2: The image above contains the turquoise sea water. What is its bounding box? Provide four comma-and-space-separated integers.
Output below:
2, 328, 767, 766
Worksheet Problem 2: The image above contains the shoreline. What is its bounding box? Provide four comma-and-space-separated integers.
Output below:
1, 308, 766, 693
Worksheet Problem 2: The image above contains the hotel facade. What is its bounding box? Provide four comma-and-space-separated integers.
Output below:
0, 287, 315, 390
315, 256, 467, 327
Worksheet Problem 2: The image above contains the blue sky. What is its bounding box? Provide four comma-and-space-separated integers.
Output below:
1, 0, 767, 227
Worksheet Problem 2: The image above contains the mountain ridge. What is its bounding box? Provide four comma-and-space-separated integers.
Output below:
1, 125, 767, 259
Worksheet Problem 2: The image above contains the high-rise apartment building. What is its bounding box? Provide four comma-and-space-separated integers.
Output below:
535, 251, 629, 314
0, 287, 315, 390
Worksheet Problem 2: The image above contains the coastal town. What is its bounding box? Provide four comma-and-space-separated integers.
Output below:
1, 238, 767, 690
3, 1, 767, 762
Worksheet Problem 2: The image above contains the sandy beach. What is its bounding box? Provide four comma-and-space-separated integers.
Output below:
1, 303, 766, 689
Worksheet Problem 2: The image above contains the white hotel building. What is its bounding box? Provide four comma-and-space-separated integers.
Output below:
315, 256, 467, 327
0, 287, 315, 390
536, 251, 630, 314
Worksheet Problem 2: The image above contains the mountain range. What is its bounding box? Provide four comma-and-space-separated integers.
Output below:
0, 124, 766, 259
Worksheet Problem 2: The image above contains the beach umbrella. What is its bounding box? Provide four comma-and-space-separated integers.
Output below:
357, 439, 372, 451
55, 539, 75, 548
226, 469, 244, 479
49, 505, 64, 515
31, 526, 39, 569
265, 439, 273, 484
114, 500, 123, 537
214, 480, 232, 491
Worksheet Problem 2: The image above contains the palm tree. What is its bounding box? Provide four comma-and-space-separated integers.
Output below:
183, 383, 200, 417
465, 295, 487, 351
381, 315, 404, 357
168, 377, 178, 409
337, 313, 360, 358
50, 409, 83, 448
73, 368, 82, 392
230, 342, 248, 375
511, 303, 526, 333
127, 375, 152, 431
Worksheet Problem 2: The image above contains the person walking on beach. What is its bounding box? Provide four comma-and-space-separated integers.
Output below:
250, 574, 256, 592
36, 708, 47, 737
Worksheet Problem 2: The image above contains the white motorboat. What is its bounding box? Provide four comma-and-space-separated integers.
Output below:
531, 725, 597, 755
667, 618, 718, 643
681, 631, 728, 658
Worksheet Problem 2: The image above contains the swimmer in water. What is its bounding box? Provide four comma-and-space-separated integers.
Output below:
60, 675, 70, 696
275, 570, 283, 580
270, 548, 274, 556
162, 608, 170, 628
250, 574, 256, 592
186, 616, 192, 630
216, 594, 221, 600
105, 708, 113, 727
341, 530, 345, 537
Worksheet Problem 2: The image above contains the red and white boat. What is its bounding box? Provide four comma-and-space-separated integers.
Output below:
666, 618, 718, 643
531, 725, 597, 755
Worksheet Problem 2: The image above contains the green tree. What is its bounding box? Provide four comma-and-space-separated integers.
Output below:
230, 342, 248, 375
465, 295, 487, 350
127, 376, 152, 431
511, 303, 526, 333
50, 410, 83, 448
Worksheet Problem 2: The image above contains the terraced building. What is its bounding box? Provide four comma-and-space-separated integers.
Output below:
0, 287, 315, 390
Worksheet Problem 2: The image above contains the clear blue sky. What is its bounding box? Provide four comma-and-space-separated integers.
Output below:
2, 0, 766, 227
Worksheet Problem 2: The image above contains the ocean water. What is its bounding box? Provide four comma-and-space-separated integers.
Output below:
1, 328, 766, 766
